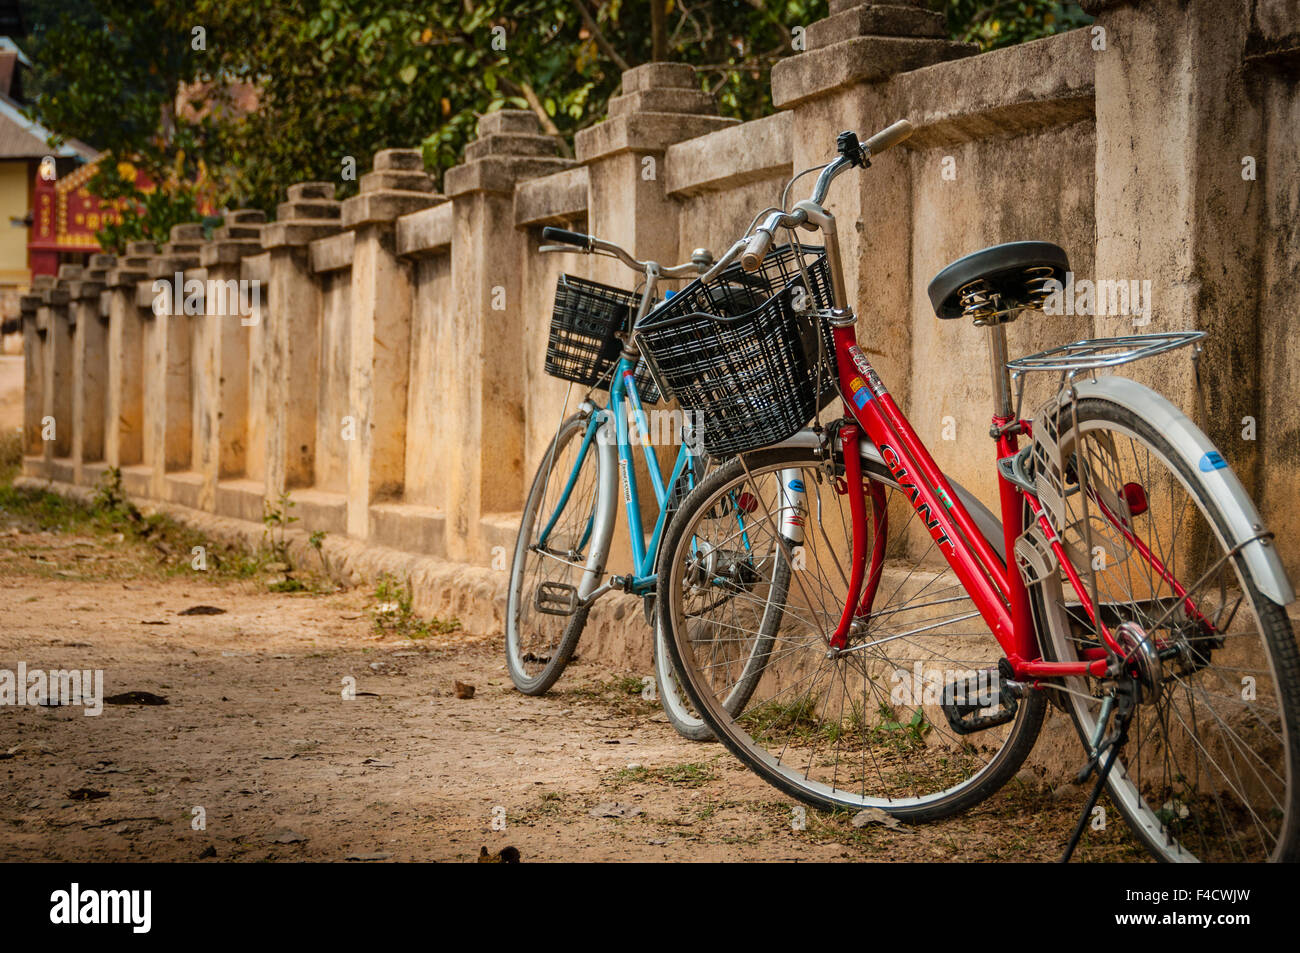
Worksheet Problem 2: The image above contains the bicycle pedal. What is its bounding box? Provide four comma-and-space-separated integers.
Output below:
534, 581, 580, 616
940, 668, 1017, 735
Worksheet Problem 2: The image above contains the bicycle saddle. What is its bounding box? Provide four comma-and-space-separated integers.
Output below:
927, 241, 1070, 321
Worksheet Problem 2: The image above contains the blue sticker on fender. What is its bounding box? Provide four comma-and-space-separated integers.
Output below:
1199, 451, 1227, 472
788, 479, 805, 493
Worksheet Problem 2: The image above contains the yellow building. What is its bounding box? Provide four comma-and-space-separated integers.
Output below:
0, 37, 97, 353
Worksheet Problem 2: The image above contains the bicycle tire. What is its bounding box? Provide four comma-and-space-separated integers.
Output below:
506, 412, 602, 695
659, 445, 1047, 819
1034, 397, 1300, 861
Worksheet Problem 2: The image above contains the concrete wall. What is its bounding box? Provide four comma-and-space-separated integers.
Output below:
18, 0, 1299, 593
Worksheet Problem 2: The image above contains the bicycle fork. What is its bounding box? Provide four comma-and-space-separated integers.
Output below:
828, 424, 889, 653
577, 404, 620, 603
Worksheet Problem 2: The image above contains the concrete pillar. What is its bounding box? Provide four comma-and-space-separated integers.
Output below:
103, 243, 151, 481
339, 148, 443, 541
573, 67, 735, 574
18, 292, 42, 474
193, 209, 266, 512
37, 275, 73, 473
141, 223, 203, 501
68, 255, 114, 486
440, 112, 572, 561
229, 251, 271, 522
259, 183, 341, 508
577, 64, 737, 280
770, 2, 972, 412
1085, 0, 1265, 478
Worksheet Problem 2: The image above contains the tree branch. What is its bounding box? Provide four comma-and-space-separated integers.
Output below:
572, 0, 630, 73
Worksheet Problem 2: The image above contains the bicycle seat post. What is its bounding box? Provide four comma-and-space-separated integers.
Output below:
987, 322, 1014, 422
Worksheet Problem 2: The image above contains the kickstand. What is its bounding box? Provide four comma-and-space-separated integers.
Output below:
1059, 682, 1136, 863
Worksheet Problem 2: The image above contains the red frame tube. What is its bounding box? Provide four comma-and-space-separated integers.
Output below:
830, 323, 1131, 679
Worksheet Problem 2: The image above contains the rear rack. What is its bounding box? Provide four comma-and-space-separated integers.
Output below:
1006, 330, 1209, 600
1006, 331, 1205, 375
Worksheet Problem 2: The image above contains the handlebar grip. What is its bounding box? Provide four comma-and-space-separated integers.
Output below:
740, 229, 775, 273
541, 226, 592, 249
863, 119, 914, 157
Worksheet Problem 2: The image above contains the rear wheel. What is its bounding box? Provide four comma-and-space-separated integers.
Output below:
658, 444, 1045, 818
1034, 399, 1300, 861
506, 412, 602, 695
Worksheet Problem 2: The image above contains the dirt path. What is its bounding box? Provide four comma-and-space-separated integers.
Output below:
0, 513, 1150, 862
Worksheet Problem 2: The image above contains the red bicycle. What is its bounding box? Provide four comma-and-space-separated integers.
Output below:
645, 120, 1300, 862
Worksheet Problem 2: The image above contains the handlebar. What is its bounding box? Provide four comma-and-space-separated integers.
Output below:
539, 226, 707, 279
541, 226, 592, 250
539, 120, 915, 279
740, 119, 914, 272
864, 119, 913, 157
740, 229, 776, 273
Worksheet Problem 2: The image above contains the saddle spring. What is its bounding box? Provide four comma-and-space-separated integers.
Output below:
956, 264, 1058, 326
956, 278, 1000, 326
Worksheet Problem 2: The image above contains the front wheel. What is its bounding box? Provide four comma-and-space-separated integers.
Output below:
506, 412, 604, 695
1034, 398, 1300, 861
658, 445, 1046, 819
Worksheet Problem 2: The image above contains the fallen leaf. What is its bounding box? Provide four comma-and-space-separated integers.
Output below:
67, 788, 110, 802
103, 691, 169, 706
851, 807, 905, 831
477, 846, 521, 863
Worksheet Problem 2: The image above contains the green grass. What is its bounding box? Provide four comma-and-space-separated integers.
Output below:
0, 465, 316, 584
559, 674, 660, 716
606, 760, 719, 791
370, 572, 461, 639
0, 429, 20, 485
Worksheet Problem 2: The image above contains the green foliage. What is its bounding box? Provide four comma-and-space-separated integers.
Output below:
0, 430, 21, 484
21, 0, 1091, 239
939, 1, 1092, 50
261, 490, 298, 565
0, 468, 263, 579
22, 0, 228, 249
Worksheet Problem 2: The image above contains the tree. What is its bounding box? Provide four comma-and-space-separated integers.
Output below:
22, 0, 226, 251
940, 1, 1093, 50
20, 0, 1092, 248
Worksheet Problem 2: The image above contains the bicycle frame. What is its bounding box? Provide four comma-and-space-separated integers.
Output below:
532, 230, 717, 600
831, 330, 1114, 680
803, 201, 1136, 683
608, 359, 695, 593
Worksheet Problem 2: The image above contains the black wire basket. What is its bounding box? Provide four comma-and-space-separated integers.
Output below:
635, 244, 837, 456
545, 274, 661, 404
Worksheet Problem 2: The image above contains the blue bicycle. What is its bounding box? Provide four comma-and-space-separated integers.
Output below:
505, 226, 793, 740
